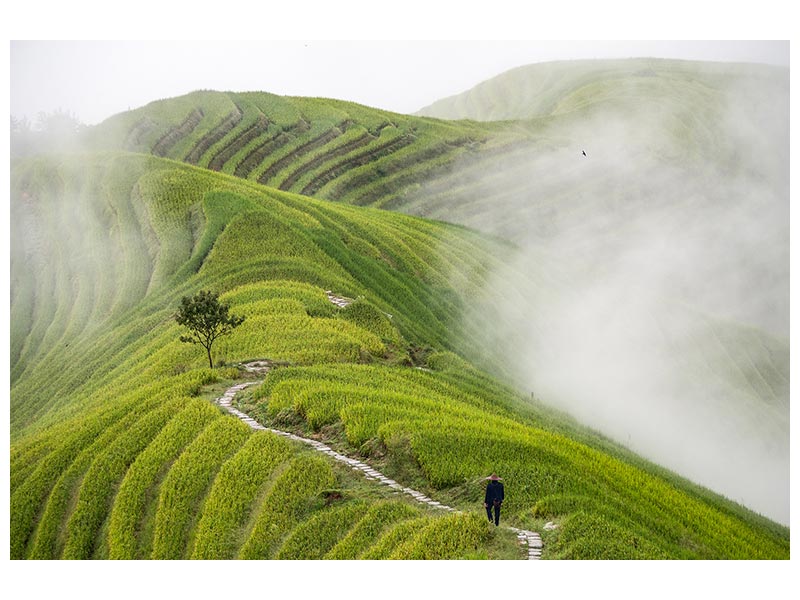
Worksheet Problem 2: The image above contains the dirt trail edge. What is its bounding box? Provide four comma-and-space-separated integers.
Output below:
216, 367, 543, 560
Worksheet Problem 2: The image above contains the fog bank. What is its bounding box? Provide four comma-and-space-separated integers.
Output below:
445, 65, 789, 523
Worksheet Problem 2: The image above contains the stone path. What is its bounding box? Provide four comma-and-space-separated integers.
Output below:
508, 526, 544, 560
325, 290, 353, 308
216, 373, 543, 560
326, 290, 393, 319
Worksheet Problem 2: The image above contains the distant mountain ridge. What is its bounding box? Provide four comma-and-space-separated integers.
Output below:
414, 57, 787, 121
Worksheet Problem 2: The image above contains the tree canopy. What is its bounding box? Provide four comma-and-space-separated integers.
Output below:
175, 290, 245, 368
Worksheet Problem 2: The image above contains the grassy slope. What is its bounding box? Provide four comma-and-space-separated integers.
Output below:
9, 153, 788, 559
81, 59, 788, 241
84, 90, 517, 210
9, 153, 512, 560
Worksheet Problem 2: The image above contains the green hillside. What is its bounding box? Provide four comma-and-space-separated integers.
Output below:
9, 153, 789, 559
79, 59, 787, 232
84, 90, 523, 210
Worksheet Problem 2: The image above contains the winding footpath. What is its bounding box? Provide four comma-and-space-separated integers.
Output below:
216, 365, 543, 560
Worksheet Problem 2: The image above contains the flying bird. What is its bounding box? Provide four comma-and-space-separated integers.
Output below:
582, 150, 587, 157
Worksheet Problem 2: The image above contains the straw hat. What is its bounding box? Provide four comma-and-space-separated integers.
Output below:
486, 473, 503, 481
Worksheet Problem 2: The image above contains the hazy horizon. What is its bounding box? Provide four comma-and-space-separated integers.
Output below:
10, 41, 789, 127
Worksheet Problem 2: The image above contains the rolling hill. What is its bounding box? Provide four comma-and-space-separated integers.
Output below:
415, 57, 784, 121
10, 151, 789, 559
10, 152, 518, 559
10, 58, 790, 558
82, 89, 516, 210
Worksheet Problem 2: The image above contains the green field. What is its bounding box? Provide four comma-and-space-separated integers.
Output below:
9, 153, 521, 559
10, 149, 788, 559
10, 58, 789, 560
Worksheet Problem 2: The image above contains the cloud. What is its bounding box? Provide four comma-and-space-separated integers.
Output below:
438, 63, 789, 523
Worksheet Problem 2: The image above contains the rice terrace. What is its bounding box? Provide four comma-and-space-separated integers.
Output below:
9, 43, 790, 564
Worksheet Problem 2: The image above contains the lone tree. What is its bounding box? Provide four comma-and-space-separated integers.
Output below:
175, 290, 245, 368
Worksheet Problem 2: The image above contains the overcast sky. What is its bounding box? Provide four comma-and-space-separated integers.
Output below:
10, 40, 789, 126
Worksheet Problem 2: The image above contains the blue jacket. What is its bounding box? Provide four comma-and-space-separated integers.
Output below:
485, 480, 504, 505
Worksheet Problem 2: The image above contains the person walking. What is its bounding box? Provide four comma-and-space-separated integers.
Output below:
484, 473, 504, 526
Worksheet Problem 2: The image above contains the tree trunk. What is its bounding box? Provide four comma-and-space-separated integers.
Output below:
206, 345, 213, 369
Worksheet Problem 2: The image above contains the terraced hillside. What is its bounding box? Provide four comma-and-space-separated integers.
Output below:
9, 153, 515, 559
86, 90, 526, 210
9, 153, 789, 559
82, 60, 787, 234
